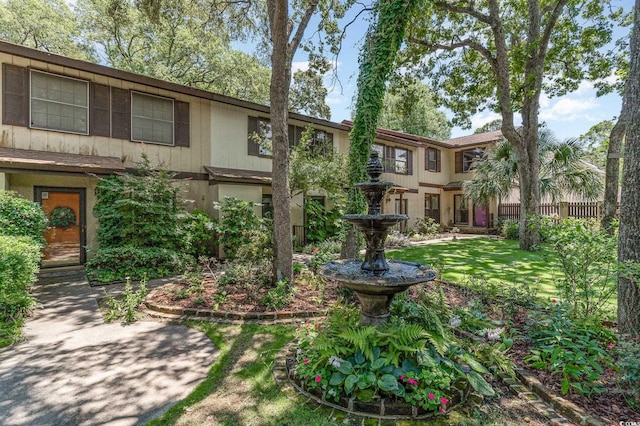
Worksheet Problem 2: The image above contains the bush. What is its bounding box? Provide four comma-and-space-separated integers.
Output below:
303, 199, 343, 244
212, 197, 269, 261
102, 276, 148, 323
0, 235, 42, 346
301, 239, 342, 255
86, 246, 192, 283
180, 209, 215, 257
413, 217, 441, 237
500, 220, 519, 240
217, 260, 271, 289
385, 230, 411, 247
544, 218, 617, 318
0, 190, 48, 245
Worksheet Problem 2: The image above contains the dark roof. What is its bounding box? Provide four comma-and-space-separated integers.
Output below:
340, 120, 452, 149
442, 130, 503, 147
203, 166, 271, 185
0, 41, 350, 133
442, 181, 464, 191
0, 147, 125, 174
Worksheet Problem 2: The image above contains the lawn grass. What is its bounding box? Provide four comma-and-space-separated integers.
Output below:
387, 238, 561, 299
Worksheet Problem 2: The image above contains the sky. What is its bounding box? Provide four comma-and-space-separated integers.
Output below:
291, 0, 634, 141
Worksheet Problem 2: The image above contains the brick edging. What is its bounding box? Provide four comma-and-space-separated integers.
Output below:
144, 299, 328, 325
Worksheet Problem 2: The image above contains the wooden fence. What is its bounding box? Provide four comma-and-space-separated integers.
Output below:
498, 202, 601, 220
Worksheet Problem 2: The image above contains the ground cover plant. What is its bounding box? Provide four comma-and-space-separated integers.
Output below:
0, 190, 47, 347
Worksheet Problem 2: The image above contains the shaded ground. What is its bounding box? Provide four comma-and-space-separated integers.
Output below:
0, 273, 218, 426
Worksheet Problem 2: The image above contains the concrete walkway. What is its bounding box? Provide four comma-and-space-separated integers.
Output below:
0, 272, 218, 426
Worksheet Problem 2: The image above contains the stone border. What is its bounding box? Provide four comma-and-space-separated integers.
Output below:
144, 300, 328, 325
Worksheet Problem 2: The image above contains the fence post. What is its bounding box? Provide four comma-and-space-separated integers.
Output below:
559, 202, 569, 219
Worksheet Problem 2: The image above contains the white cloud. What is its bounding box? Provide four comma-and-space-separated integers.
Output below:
540, 97, 599, 122
291, 61, 310, 73
470, 111, 502, 130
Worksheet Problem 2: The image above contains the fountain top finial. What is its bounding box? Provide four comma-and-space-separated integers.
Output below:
366, 150, 384, 183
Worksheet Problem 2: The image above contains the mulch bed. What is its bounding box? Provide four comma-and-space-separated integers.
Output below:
145, 271, 639, 424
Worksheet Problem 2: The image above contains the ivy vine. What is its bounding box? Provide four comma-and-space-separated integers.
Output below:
346, 0, 418, 214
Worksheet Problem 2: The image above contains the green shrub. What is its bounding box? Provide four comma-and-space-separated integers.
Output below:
217, 260, 271, 289
0, 235, 42, 346
544, 218, 617, 318
260, 279, 296, 310
180, 209, 215, 257
0, 190, 48, 245
212, 197, 269, 260
413, 217, 441, 237
301, 239, 342, 255
86, 246, 192, 283
303, 199, 343, 244
94, 157, 182, 250
500, 220, 519, 240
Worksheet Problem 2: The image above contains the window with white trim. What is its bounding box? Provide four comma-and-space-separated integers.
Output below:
131, 92, 174, 145
30, 70, 88, 134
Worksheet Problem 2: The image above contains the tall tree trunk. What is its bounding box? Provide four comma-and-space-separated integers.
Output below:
513, 127, 541, 251
602, 98, 628, 234
617, 0, 640, 338
270, 0, 293, 283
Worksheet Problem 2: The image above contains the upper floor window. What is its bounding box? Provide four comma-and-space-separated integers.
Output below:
30, 70, 88, 134
372, 144, 384, 157
309, 129, 333, 155
131, 92, 174, 145
391, 147, 409, 174
455, 148, 485, 173
248, 117, 333, 157
425, 147, 441, 172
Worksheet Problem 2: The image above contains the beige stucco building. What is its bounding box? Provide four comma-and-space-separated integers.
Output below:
0, 41, 499, 268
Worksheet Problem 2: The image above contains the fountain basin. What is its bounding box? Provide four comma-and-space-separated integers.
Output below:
320, 259, 436, 325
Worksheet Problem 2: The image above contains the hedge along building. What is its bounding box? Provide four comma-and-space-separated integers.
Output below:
0, 41, 500, 268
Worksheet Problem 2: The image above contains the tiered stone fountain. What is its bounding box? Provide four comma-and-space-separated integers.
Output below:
320, 151, 436, 325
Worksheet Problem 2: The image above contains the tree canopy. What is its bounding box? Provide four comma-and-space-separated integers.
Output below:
378, 80, 451, 140
400, 0, 629, 250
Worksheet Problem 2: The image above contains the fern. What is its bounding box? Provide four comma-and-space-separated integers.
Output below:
423, 330, 450, 356
338, 326, 378, 361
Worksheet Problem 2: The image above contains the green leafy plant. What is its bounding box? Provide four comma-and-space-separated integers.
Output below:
413, 217, 440, 237
217, 260, 271, 289
500, 219, 519, 240
180, 209, 215, 257
0, 189, 48, 245
103, 276, 148, 323
303, 200, 343, 244
212, 197, 269, 261
615, 338, 640, 410
48, 205, 76, 229
260, 279, 296, 310
544, 218, 617, 318
0, 235, 42, 346
525, 305, 613, 396
301, 239, 342, 255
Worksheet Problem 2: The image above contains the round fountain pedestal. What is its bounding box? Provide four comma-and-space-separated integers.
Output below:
319, 259, 436, 325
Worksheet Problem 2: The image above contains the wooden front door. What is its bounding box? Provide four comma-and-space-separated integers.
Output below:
35, 187, 86, 267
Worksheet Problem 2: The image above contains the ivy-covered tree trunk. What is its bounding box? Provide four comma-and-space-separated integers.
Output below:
617, 0, 640, 338
341, 0, 418, 259
269, 0, 293, 283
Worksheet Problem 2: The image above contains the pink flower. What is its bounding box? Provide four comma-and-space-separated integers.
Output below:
440, 397, 448, 405
400, 375, 405, 381
607, 343, 616, 350
303, 359, 309, 364
407, 378, 418, 386
314, 323, 320, 328
315, 375, 322, 383
439, 407, 446, 413
551, 298, 557, 304
313, 249, 319, 254
429, 393, 435, 400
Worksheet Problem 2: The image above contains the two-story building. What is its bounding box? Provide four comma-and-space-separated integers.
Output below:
0, 41, 500, 268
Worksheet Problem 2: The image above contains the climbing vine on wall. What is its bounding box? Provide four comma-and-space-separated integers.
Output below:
346, 0, 418, 215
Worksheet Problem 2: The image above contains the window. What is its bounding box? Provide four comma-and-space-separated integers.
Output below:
425, 147, 441, 172
456, 148, 485, 173
30, 70, 88, 134
424, 194, 440, 222
261, 194, 273, 219
308, 129, 333, 155
248, 118, 333, 157
131, 92, 174, 145
454, 194, 469, 225
393, 147, 409, 174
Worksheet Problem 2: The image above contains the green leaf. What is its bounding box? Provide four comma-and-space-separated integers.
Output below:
466, 370, 495, 396
338, 360, 353, 375
371, 358, 386, 370
377, 374, 399, 392
461, 353, 490, 374
345, 374, 358, 394
355, 350, 365, 365
329, 372, 345, 386
561, 377, 571, 395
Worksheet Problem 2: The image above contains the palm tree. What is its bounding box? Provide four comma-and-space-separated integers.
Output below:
463, 128, 604, 206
